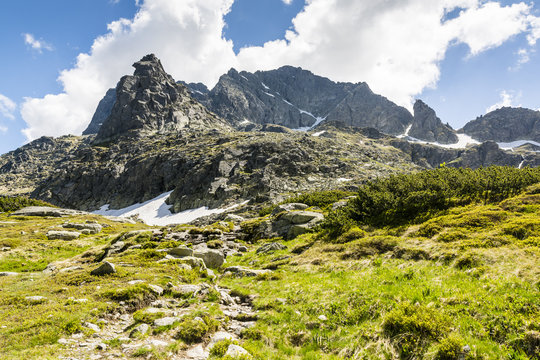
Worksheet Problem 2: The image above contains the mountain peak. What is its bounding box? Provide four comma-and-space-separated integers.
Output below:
93, 54, 230, 143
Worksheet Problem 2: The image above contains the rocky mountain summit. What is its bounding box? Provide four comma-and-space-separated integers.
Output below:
408, 100, 458, 144
93, 54, 231, 143
187, 66, 413, 135
462, 107, 540, 142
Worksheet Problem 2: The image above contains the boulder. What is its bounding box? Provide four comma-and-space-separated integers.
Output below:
225, 344, 252, 358
46, 230, 81, 240
90, 261, 116, 276
167, 246, 193, 257
193, 249, 225, 268
0, 272, 19, 276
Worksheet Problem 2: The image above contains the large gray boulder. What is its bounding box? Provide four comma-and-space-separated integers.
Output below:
193, 249, 225, 269
90, 261, 116, 276
62, 222, 102, 234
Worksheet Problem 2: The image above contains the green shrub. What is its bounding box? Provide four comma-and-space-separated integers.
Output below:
100, 284, 153, 302
335, 226, 366, 244
341, 236, 398, 259
174, 315, 218, 344
0, 196, 53, 212
344, 167, 540, 228
383, 303, 450, 358
454, 253, 483, 270
434, 335, 464, 360
416, 223, 444, 238
438, 229, 468, 243
133, 309, 165, 324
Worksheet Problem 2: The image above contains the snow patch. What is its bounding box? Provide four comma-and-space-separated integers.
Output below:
191, 90, 205, 95
336, 178, 352, 182
282, 99, 293, 106
93, 191, 247, 226
239, 119, 251, 125
397, 124, 412, 139
312, 130, 326, 137
400, 132, 480, 149
263, 92, 275, 98
518, 159, 525, 169
240, 75, 249, 81
261, 82, 270, 90
496, 139, 540, 150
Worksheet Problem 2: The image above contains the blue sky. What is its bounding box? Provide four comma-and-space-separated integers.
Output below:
0, 0, 539, 155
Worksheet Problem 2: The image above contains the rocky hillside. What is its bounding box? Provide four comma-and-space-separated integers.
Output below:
1, 168, 539, 359
462, 107, 540, 142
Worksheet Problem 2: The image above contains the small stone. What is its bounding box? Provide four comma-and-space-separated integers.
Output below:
147, 339, 169, 347
130, 323, 150, 338
58, 338, 70, 345
25, 296, 47, 304
238, 246, 248, 253
318, 315, 328, 321
171, 284, 201, 297
96, 343, 107, 351
225, 344, 252, 358
85, 322, 100, 332
127, 280, 145, 285
153, 316, 179, 327
90, 261, 116, 276
148, 284, 164, 296
223, 266, 271, 277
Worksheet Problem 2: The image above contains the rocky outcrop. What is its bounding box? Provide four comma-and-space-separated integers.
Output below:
408, 100, 458, 144
94, 54, 231, 143
462, 107, 540, 142
447, 141, 523, 168
83, 88, 116, 135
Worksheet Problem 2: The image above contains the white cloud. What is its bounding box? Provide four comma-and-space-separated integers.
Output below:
20, 0, 540, 141
0, 126, 7, 134
0, 94, 16, 120
23, 33, 53, 53
486, 90, 521, 113
282, 0, 293, 4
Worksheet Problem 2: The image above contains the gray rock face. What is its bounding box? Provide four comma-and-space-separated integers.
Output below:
325, 83, 412, 135
83, 88, 116, 135
90, 261, 116, 276
94, 54, 231, 143
46, 230, 81, 240
167, 246, 193, 257
447, 141, 523, 168
462, 107, 540, 142
189, 66, 412, 135
408, 100, 458, 144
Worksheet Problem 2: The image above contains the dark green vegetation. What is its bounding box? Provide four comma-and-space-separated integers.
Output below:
0, 166, 539, 359
0, 196, 53, 213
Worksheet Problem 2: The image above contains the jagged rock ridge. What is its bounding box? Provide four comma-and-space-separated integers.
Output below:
188, 66, 413, 135
462, 107, 540, 142
93, 54, 231, 142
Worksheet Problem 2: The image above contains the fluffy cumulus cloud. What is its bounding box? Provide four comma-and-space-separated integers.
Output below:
486, 90, 521, 113
20, 0, 540, 141
23, 33, 53, 53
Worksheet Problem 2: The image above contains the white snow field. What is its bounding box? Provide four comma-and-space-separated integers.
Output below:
93, 191, 246, 226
